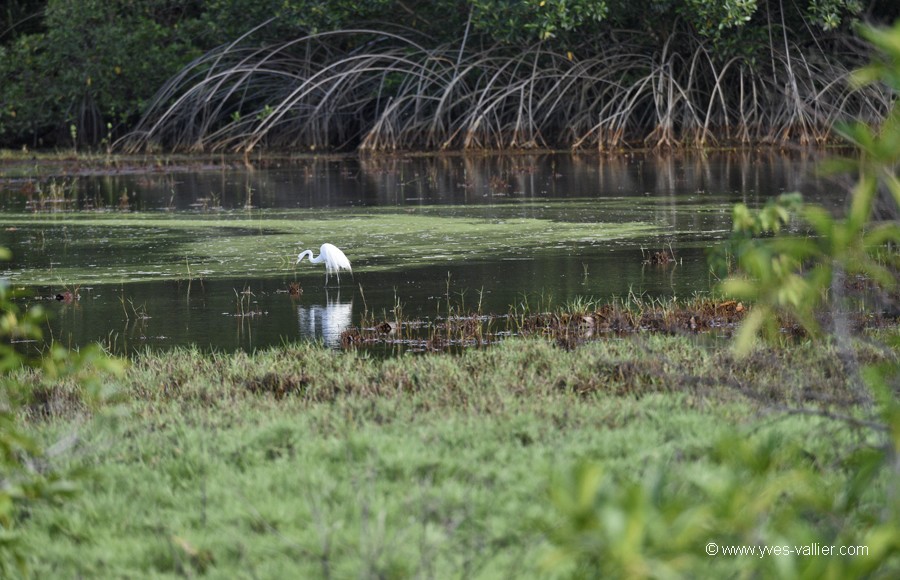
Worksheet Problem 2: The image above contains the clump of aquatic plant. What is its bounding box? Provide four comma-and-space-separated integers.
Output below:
25, 178, 79, 212
232, 286, 265, 318
642, 243, 677, 265
339, 293, 755, 352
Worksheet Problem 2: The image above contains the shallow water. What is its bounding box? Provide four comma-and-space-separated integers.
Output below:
0, 151, 843, 353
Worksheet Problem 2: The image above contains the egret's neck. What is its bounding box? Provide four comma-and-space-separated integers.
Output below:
297, 250, 324, 264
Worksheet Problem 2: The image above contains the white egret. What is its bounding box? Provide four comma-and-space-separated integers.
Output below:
296, 243, 352, 286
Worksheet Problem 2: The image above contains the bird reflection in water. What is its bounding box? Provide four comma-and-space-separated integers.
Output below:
296, 290, 353, 347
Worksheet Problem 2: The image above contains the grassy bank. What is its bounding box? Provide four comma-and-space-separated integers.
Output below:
15, 332, 899, 577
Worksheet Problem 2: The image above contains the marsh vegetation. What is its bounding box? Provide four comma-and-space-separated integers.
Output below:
11, 334, 899, 577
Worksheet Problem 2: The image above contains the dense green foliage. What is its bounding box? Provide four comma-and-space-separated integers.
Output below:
0, 248, 122, 575
2, 1, 898, 149
1, 0, 203, 148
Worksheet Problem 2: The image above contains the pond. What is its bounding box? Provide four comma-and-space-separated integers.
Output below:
0, 151, 842, 353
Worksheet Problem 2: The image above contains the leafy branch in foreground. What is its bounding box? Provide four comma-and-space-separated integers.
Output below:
716, 19, 900, 355
539, 20, 900, 579
539, 407, 900, 578
720, 183, 899, 352
1, 248, 123, 576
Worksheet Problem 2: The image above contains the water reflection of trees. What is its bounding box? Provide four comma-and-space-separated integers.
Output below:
22, 152, 846, 212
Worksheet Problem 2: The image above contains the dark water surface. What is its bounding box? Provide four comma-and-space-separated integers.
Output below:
1, 151, 844, 353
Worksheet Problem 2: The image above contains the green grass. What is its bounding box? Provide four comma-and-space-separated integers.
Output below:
14, 333, 898, 577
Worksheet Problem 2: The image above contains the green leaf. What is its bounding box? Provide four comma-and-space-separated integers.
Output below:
732, 307, 767, 356
801, 205, 834, 238
847, 174, 876, 232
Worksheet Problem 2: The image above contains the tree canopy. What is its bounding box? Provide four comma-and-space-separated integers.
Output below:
1, 1, 898, 149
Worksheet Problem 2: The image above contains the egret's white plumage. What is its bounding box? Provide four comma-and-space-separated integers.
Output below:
297, 243, 352, 286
